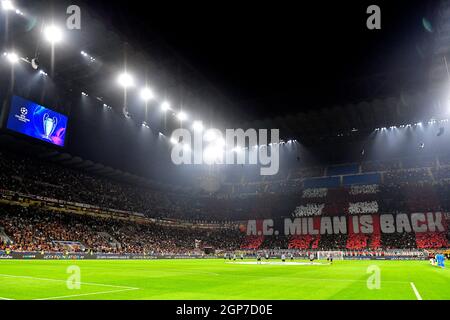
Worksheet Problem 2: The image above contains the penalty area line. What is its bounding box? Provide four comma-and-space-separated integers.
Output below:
410, 282, 422, 300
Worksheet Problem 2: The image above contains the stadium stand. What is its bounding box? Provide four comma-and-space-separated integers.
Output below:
0, 150, 449, 253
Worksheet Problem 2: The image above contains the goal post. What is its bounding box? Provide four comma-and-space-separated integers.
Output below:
316, 251, 344, 260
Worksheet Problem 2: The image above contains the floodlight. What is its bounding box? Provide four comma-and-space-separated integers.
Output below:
5, 52, 19, 64
140, 87, 154, 101
117, 73, 134, 88
1, 0, 14, 11
43, 25, 63, 44
192, 121, 203, 131
161, 101, 171, 112
177, 111, 187, 121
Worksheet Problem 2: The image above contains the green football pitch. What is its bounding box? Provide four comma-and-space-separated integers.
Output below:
0, 259, 448, 300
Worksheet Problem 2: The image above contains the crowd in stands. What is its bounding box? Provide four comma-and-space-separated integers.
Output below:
0, 152, 254, 221
293, 204, 324, 217
290, 167, 324, 180
415, 232, 448, 249
317, 234, 347, 250
302, 188, 327, 198
384, 169, 432, 184
0, 204, 244, 254
0, 202, 447, 253
381, 232, 417, 249
346, 234, 369, 250
350, 184, 378, 195
362, 159, 401, 173
348, 201, 378, 214
0, 150, 449, 253
240, 236, 265, 250
288, 235, 319, 250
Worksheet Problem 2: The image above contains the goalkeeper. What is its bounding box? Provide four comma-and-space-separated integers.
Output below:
436, 253, 445, 268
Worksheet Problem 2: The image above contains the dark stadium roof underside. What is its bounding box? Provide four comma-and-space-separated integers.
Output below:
3, 0, 239, 130
3, 1, 449, 145
240, 89, 449, 146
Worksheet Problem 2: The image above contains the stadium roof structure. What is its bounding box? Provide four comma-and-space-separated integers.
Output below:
1, 0, 239, 130
3, 0, 450, 185
4, 1, 450, 138
239, 0, 450, 146
240, 89, 447, 146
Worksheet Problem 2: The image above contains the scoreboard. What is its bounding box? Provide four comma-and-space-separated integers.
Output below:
6, 95, 68, 147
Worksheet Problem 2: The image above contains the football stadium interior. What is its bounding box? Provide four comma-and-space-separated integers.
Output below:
0, 0, 449, 301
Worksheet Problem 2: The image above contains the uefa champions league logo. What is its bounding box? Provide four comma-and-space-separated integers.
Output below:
15, 106, 30, 123
43, 113, 57, 140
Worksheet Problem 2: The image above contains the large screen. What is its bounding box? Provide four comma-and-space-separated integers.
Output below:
6, 96, 68, 147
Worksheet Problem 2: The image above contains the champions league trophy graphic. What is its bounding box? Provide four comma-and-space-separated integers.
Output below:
43, 113, 57, 140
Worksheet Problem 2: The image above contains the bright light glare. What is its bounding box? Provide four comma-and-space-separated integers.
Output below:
44, 25, 63, 44
192, 121, 203, 131
170, 137, 178, 145
5, 52, 19, 64
1, 0, 14, 11
204, 129, 217, 142
203, 146, 224, 164
177, 111, 187, 121
182, 144, 191, 152
161, 101, 171, 112
117, 73, 134, 88
215, 138, 226, 148
140, 87, 154, 101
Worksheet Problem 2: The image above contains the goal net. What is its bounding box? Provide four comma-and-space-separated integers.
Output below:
316, 251, 344, 260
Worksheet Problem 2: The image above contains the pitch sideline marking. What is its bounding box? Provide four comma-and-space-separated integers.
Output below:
0, 273, 138, 290
34, 288, 139, 300
410, 282, 422, 300
0, 296, 14, 300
